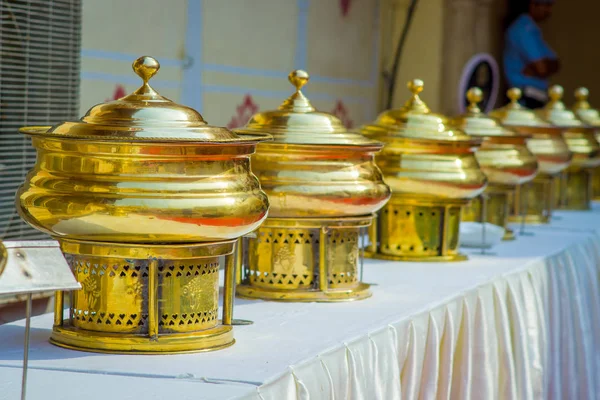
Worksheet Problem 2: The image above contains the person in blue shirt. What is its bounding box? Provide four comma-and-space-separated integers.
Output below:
504, 0, 560, 108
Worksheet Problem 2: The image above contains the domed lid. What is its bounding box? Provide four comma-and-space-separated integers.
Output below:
360, 79, 475, 142
489, 88, 553, 128
22, 56, 267, 143
234, 70, 378, 146
452, 87, 521, 137
572, 87, 600, 126
536, 85, 585, 128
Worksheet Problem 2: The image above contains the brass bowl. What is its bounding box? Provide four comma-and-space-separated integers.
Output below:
247, 143, 390, 217
0, 242, 6, 277
17, 132, 269, 243
536, 85, 600, 210
234, 70, 390, 301
573, 87, 600, 200
454, 87, 538, 239
360, 79, 487, 261
476, 137, 538, 185
15, 56, 270, 354
514, 126, 573, 175
490, 88, 574, 222
17, 57, 270, 244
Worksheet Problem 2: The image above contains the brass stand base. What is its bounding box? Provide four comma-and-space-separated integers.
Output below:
507, 214, 550, 225
510, 174, 555, 225
463, 185, 514, 242
52, 239, 238, 354
364, 250, 467, 262
558, 168, 593, 210
366, 196, 468, 262
50, 323, 234, 354
237, 216, 372, 302
593, 166, 600, 200
503, 228, 516, 241
236, 282, 371, 302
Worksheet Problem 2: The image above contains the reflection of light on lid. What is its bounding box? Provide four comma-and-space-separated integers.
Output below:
454, 159, 463, 167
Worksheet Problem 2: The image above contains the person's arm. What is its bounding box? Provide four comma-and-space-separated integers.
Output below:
523, 58, 560, 78
517, 19, 559, 78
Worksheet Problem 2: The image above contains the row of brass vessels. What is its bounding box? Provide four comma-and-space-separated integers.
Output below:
11, 56, 600, 354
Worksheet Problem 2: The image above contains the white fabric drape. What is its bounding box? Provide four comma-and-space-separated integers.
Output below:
2, 213, 600, 400
242, 232, 600, 400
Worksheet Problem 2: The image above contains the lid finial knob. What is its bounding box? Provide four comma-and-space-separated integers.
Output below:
466, 87, 483, 112
407, 79, 424, 96
133, 56, 160, 85
289, 70, 309, 92
575, 87, 589, 101
548, 84, 564, 102
507, 87, 522, 103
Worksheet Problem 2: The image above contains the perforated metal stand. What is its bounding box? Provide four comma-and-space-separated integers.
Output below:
366, 197, 468, 262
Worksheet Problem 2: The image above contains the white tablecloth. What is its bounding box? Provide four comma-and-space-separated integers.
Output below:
1, 209, 600, 400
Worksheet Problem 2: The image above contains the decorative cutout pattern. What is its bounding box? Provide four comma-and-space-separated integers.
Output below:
326, 229, 359, 288
379, 203, 462, 258
66, 255, 221, 334
245, 225, 362, 291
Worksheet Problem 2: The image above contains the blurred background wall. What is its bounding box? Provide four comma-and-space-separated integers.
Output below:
79, 0, 381, 129
78, 0, 525, 124
542, 0, 600, 107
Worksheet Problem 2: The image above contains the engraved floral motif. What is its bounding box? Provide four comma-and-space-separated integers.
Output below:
81, 275, 101, 311
347, 243, 359, 266
182, 276, 204, 310
274, 246, 295, 273
125, 280, 144, 303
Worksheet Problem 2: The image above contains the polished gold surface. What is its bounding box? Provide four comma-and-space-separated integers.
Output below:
511, 175, 554, 224
235, 71, 390, 218
0, 242, 6, 277
462, 191, 515, 240
454, 88, 537, 238
537, 85, 600, 210
18, 57, 270, 243
368, 197, 467, 262
236, 217, 373, 302
17, 56, 268, 353
572, 87, 600, 126
235, 71, 390, 301
360, 80, 487, 261
490, 87, 572, 223
490, 88, 571, 175
572, 87, 600, 200
51, 240, 236, 354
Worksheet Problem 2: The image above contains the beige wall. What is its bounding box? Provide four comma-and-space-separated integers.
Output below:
543, 0, 600, 106
378, 0, 445, 112
378, 0, 506, 116
80, 0, 380, 128
80, 0, 518, 123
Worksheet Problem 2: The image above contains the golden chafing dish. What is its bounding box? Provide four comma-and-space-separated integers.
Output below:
572, 87, 600, 200
490, 88, 572, 223
536, 85, 600, 210
0, 242, 6, 277
234, 70, 390, 302
360, 79, 487, 261
16, 56, 271, 353
453, 88, 538, 240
